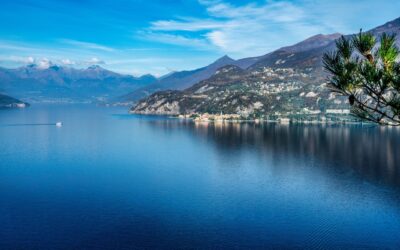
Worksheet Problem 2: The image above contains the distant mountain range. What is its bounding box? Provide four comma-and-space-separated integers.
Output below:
131, 17, 400, 117
0, 54, 261, 104
0, 64, 156, 102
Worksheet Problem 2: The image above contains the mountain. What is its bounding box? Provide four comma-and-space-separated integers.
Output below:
119, 55, 253, 102
130, 31, 348, 115
281, 33, 342, 53
369, 17, 400, 48
131, 63, 337, 116
0, 93, 29, 108
247, 33, 342, 70
121, 33, 344, 103
370, 16, 400, 37
250, 17, 400, 70
130, 17, 400, 119
0, 64, 157, 102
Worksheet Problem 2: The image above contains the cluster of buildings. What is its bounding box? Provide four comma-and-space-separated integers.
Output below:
3, 103, 27, 108
260, 81, 302, 95
178, 113, 242, 122
177, 108, 354, 124
252, 67, 310, 79
249, 67, 314, 95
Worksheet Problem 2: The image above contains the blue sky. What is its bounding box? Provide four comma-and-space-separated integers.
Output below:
0, 0, 399, 76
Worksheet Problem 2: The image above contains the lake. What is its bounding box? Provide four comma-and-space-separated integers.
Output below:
1, 104, 400, 249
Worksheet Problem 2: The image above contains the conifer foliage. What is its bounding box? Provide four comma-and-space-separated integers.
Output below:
323, 30, 400, 125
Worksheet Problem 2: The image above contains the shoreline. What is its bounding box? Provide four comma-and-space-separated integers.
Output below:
176, 117, 375, 126
130, 111, 381, 126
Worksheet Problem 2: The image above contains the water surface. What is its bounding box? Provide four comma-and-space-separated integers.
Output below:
1, 105, 400, 249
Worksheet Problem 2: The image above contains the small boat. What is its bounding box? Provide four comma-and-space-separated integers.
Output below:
55, 122, 63, 127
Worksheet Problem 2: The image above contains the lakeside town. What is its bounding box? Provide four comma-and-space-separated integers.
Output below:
175, 108, 367, 125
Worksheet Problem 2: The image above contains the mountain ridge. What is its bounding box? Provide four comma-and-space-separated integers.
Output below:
0, 64, 157, 102
119, 55, 240, 102
121, 32, 351, 103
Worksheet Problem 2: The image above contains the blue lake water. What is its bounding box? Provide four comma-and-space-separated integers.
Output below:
1, 104, 400, 249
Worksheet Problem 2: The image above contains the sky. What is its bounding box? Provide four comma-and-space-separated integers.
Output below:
0, 0, 399, 76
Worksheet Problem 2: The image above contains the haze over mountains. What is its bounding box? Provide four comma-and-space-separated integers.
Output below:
1, 17, 399, 108
0, 64, 156, 102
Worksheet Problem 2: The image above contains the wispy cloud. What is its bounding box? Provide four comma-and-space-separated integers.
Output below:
142, 0, 400, 57
0, 40, 96, 59
150, 18, 229, 31
204, 1, 304, 21
59, 39, 116, 52
138, 31, 212, 50
140, 0, 323, 57
0, 40, 45, 52
107, 57, 181, 65
0, 55, 35, 64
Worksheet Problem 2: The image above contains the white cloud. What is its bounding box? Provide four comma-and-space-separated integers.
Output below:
25, 56, 35, 64
0, 56, 55, 69
36, 58, 53, 69
85, 57, 105, 65
61, 59, 75, 65
206, 30, 228, 49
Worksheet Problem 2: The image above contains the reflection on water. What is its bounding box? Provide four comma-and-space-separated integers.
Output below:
1, 106, 400, 249
145, 119, 400, 188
